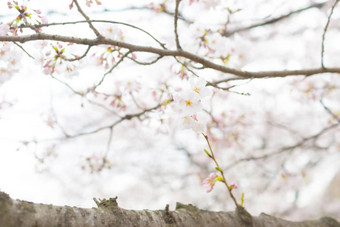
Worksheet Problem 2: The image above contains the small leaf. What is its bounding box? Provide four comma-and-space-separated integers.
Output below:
162, 99, 171, 106
215, 166, 222, 172
216, 176, 224, 182
204, 149, 211, 157
241, 192, 245, 207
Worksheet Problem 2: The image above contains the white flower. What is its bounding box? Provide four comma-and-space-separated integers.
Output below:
173, 90, 202, 116
181, 113, 206, 133
190, 77, 212, 98
100, 25, 124, 41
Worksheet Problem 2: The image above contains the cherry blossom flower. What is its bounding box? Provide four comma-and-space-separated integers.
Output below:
41, 43, 78, 75
173, 90, 202, 116
190, 77, 212, 98
202, 173, 218, 192
7, 0, 45, 33
92, 45, 125, 69
182, 115, 204, 132
99, 25, 125, 41
181, 112, 208, 133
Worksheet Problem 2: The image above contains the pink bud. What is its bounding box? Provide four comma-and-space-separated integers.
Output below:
230, 182, 238, 189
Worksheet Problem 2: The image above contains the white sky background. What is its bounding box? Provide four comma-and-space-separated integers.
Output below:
0, 0, 340, 221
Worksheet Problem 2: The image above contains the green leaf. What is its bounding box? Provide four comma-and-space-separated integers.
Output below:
204, 149, 211, 157
216, 176, 224, 182
241, 192, 245, 207
215, 166, 222, 172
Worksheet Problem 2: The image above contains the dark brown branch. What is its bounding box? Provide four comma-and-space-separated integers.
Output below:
321, 0, 339, 69
1, 33, 340, 79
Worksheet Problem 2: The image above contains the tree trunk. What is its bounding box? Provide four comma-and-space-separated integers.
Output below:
0, 191, 339, 227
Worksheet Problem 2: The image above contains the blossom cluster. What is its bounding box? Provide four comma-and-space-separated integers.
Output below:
7, 0, 47, 34
172, 77, 212, 133
90, 25, 127, 69
0, 23, 10, 36
39, 42, 79, 75
202, 172, 238, 193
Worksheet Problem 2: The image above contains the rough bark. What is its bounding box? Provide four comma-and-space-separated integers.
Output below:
0, 191, 339, 227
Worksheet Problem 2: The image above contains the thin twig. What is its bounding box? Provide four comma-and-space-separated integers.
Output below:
50, 74, 84, 96
203, 134, 240, 208
64, 45, 92, 62
225, 123, 339, 170
26, 20, 166, 49
12, 41, 35, 59
320, 98, 340, 123
101, 126, 114, 169
174, 0, 182, 50
127, 55, 163, 65
92, 51, 131, 90
72, 0, 102, 38
226, 2, 327, 36
61, 101, 166, 140
321, 0, 339, 69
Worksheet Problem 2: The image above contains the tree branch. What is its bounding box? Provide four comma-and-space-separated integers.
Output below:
0, 191, 338, 227
1, 32, 340, 80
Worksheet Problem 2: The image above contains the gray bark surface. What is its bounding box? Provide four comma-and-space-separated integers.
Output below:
0, 191, 339, 227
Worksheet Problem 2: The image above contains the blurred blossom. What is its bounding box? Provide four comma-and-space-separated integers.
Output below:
190, 77, 212, 98
100, 25, 124, 41
0, 23, 9, 35
0, 43, 21, 83
207, 33, 233, 56
230, 182, 238, 189
189, 0, 199, 5
181, 113, 206, 133
173, 90, 202, 116
203, 173, 218, 192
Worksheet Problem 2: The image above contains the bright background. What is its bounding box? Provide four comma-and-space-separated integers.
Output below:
0, 0, 339, 221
